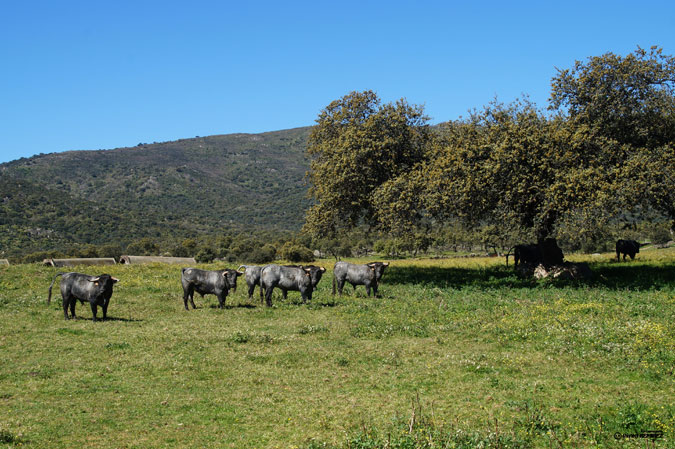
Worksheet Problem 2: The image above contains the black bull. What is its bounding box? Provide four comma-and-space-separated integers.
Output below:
616, 239, 640, 261
47, 272, 119, 321
506, 238, 564, 268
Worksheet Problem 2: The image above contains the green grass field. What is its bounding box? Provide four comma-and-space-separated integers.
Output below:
1, 249, 674, 448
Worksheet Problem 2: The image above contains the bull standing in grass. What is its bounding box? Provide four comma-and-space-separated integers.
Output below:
181, 267, 242, 310
332, 261, 389, 297
48, 272, 119, 321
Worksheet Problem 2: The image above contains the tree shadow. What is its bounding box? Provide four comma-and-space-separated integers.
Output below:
381, 262, 675, 291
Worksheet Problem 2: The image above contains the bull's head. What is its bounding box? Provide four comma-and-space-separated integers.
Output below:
367, 262, 389, 281
90, 276, 119, 286
222, 269, 243, 292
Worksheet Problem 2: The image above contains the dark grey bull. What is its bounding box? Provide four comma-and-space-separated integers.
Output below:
47, 272, 119, 321
181, 267, 242, 310
238, 265, 263, 299
259, 265, 323, 306
332, 261, 389, 297
616, 239, 640, 261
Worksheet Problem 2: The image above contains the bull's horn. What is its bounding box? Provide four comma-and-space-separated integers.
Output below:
320, 267, 326, 272
111, 277, 119, 283
383, 262, 389, 266
89, 277, 101, 282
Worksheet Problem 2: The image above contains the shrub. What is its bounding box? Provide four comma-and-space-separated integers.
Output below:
195, 246, 217, 263
98, 243, 123, 259
278, 242, 314, 262
21, 249, 65, 264
126, 238, 160, 255
247, 244, 276, 264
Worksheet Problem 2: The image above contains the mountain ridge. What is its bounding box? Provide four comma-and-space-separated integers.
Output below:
0, 126, 314, 257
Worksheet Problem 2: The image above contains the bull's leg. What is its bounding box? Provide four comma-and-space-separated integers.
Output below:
182, 286, 192, 310
217, 292, 226, 309
63, 295, 71, 320
629, 252, 635, 260
102, 299, 109, 320
336, 280, 345, 296
265, 286, 274, 307
616, 250, 620, 262
365, 283, 372, 297
189, 290, 197, 309
281, 289, 288, 300
90, 302, 98, 322
248, 284, 255, 300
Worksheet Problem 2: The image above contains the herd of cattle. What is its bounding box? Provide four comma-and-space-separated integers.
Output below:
46, 261, 390, 321
45, 239, 640, 322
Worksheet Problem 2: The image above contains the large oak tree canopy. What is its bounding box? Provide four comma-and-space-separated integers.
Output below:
305, 48, 675, 243
304, 90, 430, 237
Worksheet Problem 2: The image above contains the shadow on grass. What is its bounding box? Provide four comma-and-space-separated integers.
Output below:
207, 303, 257, 309
60, 316, 143, 322
99, 316, 143, 322
383, 262, 675, 291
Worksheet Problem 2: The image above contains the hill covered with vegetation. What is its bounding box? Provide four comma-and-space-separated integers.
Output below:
0, 127, 312, 258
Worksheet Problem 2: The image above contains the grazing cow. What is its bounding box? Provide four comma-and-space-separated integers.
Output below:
238, 265, 263, 300
616, 239, 640, 261
181, 267, 242, 310
47, 272, 119, 321
332, 261, 389, 297
259, 265, 319, 306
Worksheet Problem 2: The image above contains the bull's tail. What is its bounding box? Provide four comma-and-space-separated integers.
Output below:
47, 272, 65, 304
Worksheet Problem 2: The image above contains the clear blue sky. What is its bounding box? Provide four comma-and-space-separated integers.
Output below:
1, 0, 673, 163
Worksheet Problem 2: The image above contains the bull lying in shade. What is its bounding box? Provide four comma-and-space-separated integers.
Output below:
181, 267, 242, 310
47, 272, 119, 321
332, 261, 389, 297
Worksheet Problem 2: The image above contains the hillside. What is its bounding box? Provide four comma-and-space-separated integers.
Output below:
0, 127, 312, 257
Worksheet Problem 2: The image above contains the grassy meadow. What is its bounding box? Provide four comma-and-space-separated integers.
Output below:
1, 248, 674, 448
